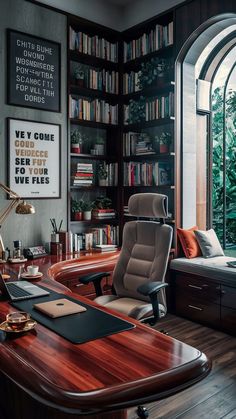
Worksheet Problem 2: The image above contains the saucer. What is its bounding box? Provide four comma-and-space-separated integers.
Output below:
21, 272, 43, 280
0, 319, 37, 333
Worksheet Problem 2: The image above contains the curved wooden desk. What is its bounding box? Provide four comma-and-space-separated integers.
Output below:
0, 253, 211, 419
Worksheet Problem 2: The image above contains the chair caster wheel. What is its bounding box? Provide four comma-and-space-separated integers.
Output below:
137, 405, 149, 418
160, 329, 169, 335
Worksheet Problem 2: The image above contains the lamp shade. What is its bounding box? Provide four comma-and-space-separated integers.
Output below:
15, 201, 35, 215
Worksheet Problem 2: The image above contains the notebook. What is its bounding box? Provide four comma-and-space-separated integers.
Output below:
34, 298, 87, 318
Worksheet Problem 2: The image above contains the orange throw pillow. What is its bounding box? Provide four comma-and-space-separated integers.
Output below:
177, 226, 202, 259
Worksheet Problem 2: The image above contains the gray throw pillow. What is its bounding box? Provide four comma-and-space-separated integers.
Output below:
194, 229, 224, 258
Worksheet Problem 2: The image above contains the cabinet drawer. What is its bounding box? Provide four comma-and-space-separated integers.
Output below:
175, 274, 220, 303
176, 296, 220, 325
221, 285, 236, 310
221, 307, 236, 335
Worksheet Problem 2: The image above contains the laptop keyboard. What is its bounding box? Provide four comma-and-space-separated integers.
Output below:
7, 283, 31, 298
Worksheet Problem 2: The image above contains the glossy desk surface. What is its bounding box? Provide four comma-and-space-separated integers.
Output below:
0, 253, 211, 417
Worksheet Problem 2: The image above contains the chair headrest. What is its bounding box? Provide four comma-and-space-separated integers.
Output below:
128, 193, 168, 218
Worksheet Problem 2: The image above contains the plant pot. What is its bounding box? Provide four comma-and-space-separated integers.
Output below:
98, 179, 107, 187
83, 211, 92, 221
159, 144, 169, 154
71, 144, 81, 154
73, 212, 83, 221
74, 78, 84, 87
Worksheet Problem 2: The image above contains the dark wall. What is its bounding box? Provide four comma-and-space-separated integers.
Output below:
0, 0, 67, 253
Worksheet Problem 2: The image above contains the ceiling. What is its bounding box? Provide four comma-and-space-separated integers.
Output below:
103, 0, 137, 5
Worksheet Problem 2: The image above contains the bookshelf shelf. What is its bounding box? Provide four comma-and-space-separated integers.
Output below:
123, 118, 174, 132
70, 119, 118, 129
123, 81, 174, 102
70, 186, 117, 191
70, 85, 119, 102
123, 152, 175, 161
70, 218, 119, 225
70, 153, 117, 161
69, 50, 119, 71
123, 45, 174, 71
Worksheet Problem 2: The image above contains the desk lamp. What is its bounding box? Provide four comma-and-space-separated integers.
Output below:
0, 182, 35, 261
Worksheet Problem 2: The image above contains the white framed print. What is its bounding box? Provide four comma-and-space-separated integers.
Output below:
8, 118, 61, 199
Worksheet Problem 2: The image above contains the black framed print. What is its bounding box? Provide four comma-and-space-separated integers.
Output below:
7, 29, 61, 112
8, 118, 61, 199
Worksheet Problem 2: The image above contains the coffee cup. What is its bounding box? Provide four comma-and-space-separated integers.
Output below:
6, 312, 30, 331
27, 265, 39, 276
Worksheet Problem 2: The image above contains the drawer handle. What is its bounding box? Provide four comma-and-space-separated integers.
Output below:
188, 284, 202, 290
188, 304, 203, 311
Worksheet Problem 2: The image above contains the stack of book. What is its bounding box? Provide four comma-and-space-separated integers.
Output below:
93, 244, 118, 252
69, 96, 118, 124
69, 27, 118, 62
123, 132, 155, 156
93, 208, 116, 220
72, 163, 94, 186
124, 21, 173, 62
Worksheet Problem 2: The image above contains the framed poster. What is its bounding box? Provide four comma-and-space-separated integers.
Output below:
8, 118, 61, 199
7, 29, 61, 112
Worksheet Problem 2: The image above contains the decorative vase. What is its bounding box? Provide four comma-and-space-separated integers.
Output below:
98, 179, 107, 187
160, 144, 169, 154
71, 143, 81, 154
83, 211, 92, 221
73, 212, 83, 221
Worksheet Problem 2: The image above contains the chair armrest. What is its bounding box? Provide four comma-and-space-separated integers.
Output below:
137, 281, 168, 297
137, 282, 168, 326
79, 272, 110, 297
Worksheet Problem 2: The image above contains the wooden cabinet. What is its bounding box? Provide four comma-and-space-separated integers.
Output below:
173, 272, 236, 335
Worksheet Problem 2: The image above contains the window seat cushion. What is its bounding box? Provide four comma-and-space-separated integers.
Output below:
170, 256, 236, 281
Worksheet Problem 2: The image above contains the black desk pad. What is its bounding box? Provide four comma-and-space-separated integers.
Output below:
11, 287, 135, 344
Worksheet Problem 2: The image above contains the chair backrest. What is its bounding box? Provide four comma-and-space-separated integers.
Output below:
112, 194, 173, 306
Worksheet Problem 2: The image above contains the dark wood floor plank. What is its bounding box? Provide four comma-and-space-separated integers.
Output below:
128, 314, 236, 419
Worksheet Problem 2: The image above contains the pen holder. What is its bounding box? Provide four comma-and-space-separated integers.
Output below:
51, 233, 59, 243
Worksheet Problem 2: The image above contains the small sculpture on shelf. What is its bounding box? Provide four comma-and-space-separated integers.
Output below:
98, 162, 108, 186
73, 64, 85, 87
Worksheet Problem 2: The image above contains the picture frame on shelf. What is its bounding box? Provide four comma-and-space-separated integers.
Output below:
8, 118, 61, 199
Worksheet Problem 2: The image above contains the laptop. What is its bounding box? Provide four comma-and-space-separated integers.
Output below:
0, 274, 50, 301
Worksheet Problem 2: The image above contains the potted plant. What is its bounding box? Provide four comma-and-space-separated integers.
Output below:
137, 58, 171, 90
71, 198, 83, 221
73, 65, 85, 87
93, 196, 112, 209
71, 129, 83, 154
81, 200, 94, 221
94, 137, 105, 155
98, 162, 108, 186
159, 132, 172, 153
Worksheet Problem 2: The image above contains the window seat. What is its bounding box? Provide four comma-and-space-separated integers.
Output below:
170, 256, 236, 283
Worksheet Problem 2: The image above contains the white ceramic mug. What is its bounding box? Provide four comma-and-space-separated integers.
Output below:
27, 265, 39, 276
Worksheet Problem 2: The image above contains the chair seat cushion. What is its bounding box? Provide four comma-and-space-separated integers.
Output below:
94, 295, 166, 320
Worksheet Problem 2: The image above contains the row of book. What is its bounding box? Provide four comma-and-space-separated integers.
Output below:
98, 163, 118, 186
72, 67, 119, 94
72, 163, 93, 186
123, 161, 172, 186
69, 27, 118, 62
124, 92, 174, 124
124, 22, 173, 62
123, 132, 155, 156
69, 96, 118, 124
123, 71, 141, 94
70, 225, 119, 252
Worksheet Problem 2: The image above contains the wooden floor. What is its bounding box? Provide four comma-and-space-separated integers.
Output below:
128, 314, 236, 419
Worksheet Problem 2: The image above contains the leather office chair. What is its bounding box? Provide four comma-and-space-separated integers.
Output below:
80, 193, 173, 326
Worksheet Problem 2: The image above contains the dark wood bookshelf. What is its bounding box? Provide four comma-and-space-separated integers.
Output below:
69, 50, 118, 70
69, 85, 119, 102
70, 185, 117, 191
123, 185, 175, 190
